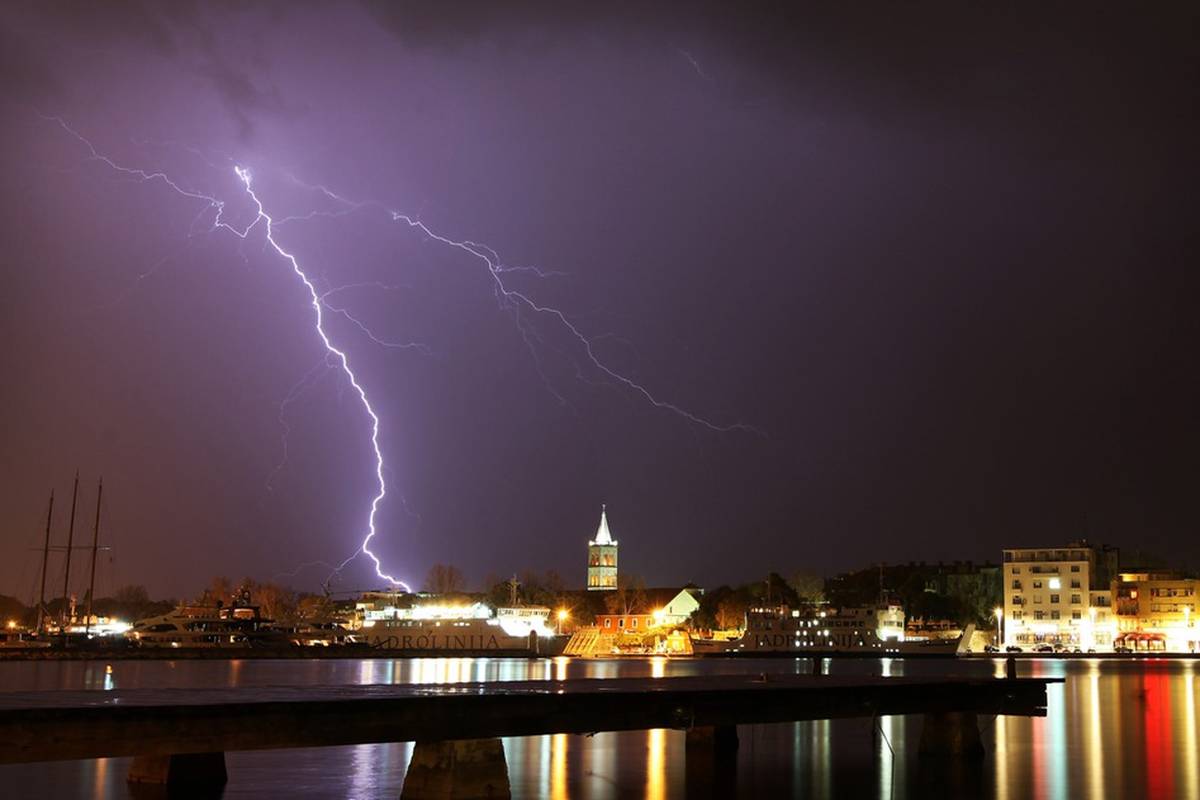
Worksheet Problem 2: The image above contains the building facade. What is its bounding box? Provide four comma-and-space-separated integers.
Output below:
595, 613, 653, 632
587, 505, 618, 591
1002, 541, 1117, 649
1112, 572, 1199, 652
659, 587, 702, 626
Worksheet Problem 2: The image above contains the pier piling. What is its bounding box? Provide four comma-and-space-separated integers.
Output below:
400, 738, 511, 800
917, 712, 984, 758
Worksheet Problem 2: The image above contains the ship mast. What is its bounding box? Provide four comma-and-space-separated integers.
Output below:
36, 491, 54, 635
60, 471, 79, 629
85, 478, 103, 637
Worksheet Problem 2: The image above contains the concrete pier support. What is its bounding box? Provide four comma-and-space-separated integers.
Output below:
918, 712, 985, 758
685, 725, 738, 798
127, 752, 228, 789
401, 738, 511, 800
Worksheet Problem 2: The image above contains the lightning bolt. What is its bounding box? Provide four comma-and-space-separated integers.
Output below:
46, 115, 413, 591
233, 164, 412, 590
45, 114, 760, 594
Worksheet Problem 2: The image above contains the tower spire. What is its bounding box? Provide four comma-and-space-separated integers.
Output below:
593, 504, 615, 546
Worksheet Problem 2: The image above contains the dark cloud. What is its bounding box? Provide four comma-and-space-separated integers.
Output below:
363, 3, 1199, 147
3, 2, 302, 141
35, 0, 179, 55
196, 57, 305, 141
0, 23, 60, 106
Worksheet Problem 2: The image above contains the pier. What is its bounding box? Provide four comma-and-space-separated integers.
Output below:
0, 673, 1053, 797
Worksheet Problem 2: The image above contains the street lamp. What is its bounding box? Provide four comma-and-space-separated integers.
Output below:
994, 607, 1003, 647
556, 609, 569, 635
652, 609, 665, 628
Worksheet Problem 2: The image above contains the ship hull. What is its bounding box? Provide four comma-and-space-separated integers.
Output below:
360, 624, 567, 655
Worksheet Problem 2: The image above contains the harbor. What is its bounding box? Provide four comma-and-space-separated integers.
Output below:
3, 3, 1196, 797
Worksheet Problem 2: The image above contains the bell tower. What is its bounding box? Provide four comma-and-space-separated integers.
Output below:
586, 504, 618, 591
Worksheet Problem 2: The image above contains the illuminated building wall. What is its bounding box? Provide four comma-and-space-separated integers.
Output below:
1002, 542, 1118, 649
1112, 572, 1199, 652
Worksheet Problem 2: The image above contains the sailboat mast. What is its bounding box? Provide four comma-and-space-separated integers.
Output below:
36, 491, 54, 635
60, 471, 80, 628
85, 478, 103, 637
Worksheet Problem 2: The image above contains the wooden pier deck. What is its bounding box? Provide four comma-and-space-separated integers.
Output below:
0, 674, 1056, 797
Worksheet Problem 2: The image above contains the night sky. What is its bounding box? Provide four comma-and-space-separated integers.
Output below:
2, 4, 1197, 600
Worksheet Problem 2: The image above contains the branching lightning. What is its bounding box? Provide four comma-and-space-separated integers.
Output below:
48, 115, 413, 591
289, 178, 763, 435
47, 113, 759, 594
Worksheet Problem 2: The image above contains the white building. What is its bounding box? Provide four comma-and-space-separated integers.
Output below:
1003, 541, 1117, 650
658, 587, 702, 627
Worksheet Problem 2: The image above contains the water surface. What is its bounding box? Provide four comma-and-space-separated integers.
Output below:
0, 656, 1195, 799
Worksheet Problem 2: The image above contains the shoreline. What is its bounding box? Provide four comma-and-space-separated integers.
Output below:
3, 646, 1198, 662
0, 646, 547, 662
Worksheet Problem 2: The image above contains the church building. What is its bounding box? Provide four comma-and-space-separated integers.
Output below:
587, 505, 619, 591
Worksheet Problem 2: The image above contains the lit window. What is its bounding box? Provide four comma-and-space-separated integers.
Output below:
1049, 578, 1061, 590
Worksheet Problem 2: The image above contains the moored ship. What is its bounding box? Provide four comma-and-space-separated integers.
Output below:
354, 593, 566, 654
126, 603, 287, 648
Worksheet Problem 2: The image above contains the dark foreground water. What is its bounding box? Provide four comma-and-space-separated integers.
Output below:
0, 656, 1196, 799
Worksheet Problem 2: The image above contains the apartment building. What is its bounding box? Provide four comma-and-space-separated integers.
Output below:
1112, 572, 1199, 652
1002, 541, 1117, 650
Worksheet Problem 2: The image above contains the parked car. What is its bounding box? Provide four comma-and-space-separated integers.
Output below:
1033, 643, 1054, 653
983, 644, 1000, 653
1006, 645, 1023, 653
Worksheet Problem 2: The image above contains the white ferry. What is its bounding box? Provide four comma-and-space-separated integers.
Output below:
355, 596, 565, 654
696, 604, 971, 656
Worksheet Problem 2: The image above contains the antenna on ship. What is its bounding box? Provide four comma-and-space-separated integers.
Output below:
36, 491, 54, 636
60, 471, 80, 629
84, 478, 103, 637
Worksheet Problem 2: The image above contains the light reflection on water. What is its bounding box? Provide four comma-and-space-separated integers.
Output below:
0, 656, 1198, 798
